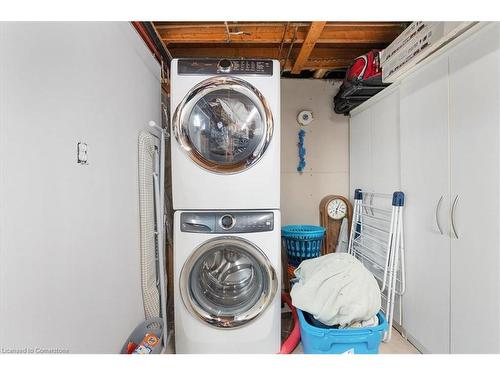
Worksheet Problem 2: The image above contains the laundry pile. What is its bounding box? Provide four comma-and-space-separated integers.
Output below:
291, 252, 381, 328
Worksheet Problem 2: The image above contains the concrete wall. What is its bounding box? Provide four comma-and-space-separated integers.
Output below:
280, 79, 349, 226
0, 22, 160, 353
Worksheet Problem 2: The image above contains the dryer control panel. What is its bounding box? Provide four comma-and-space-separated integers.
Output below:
177, 58, 274, 76
181, 212, 274, 233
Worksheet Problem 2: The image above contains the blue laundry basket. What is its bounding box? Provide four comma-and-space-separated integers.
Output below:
297, 310, 388, 354
281, 225, 325, 267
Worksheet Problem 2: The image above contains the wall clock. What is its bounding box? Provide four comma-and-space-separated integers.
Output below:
319, 195, 353, 254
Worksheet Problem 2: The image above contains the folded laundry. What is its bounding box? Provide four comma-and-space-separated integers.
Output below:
291, 253, 381, 327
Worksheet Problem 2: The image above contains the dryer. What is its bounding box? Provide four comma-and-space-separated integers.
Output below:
173, 210, 281, 353
170, 58, 280, 210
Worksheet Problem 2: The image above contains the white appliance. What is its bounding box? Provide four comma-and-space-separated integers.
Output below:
173, 210, 281, 353
170, 58, 280, 210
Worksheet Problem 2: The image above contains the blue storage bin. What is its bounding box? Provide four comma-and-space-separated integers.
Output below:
281, 225, 325, 267
297, 310, 388, 354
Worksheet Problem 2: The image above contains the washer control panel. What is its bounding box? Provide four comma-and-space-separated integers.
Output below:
181, 212, 274, 233
178, 58, 273, 76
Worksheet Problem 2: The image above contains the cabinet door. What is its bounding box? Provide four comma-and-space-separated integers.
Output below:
370, 89, 401, 192
449, 23, 500, 353
400, 55, 451, 353
369, 89, 403, 326
349, 108, 372, 198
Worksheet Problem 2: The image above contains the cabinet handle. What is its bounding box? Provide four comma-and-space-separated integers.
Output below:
451, 195, 459, 239
435, 195, 444, 235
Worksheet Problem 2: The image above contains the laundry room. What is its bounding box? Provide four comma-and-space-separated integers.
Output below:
1, 2, 500, 374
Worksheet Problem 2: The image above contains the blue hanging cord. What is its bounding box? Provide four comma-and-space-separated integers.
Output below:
297, 129, 306, 172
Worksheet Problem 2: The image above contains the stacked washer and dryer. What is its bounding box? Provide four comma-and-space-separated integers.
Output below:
170, 58, 281, 353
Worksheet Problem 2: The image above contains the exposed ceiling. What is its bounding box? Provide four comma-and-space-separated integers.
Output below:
152, 21, 408, 78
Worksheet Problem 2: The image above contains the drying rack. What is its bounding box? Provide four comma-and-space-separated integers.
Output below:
347, 189, 406, 342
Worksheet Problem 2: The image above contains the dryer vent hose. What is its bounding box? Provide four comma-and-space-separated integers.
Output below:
279, 292, 300, 354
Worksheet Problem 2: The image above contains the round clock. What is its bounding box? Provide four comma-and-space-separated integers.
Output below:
319, 195, 353, 255
327, 198, 348, 220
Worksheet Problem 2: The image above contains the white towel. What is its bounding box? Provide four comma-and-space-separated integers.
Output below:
291, 253, 381, 327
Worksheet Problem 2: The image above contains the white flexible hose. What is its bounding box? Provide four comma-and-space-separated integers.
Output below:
138, 130, 160, 319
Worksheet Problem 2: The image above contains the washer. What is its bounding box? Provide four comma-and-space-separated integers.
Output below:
173, 210, 281, 353
170, 58, 280, 210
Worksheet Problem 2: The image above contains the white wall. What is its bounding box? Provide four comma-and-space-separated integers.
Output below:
0, 23, 160, 353
280, 79, 349, 226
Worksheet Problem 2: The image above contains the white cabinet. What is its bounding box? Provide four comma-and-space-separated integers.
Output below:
349, 88, 401, 198
349, 88, 402, 326
371, 91, 401, 192
400, 55, 451, 353
351, 23, 500, 354
349, 108, 372, 197
449, 23, 500, 353
400, 23, 500, 353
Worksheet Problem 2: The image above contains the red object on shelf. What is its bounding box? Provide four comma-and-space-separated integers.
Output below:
346, 50, 383, 82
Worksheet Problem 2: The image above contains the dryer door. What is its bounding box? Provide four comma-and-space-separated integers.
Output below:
180, 237, 278, 328
173, 76, 274, 174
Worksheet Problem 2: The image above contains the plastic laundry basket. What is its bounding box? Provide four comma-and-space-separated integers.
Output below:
297, 310, 388, 354
281, 225, 325, 267
120, 317, 164, 354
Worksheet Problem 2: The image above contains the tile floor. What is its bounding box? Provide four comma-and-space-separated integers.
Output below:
379, 329, 420, 354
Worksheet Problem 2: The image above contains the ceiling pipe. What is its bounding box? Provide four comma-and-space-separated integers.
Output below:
282, 25, 298, 74
313, 69, 329, 79
142, 22, 173, 62
224, 21, 252, 44
132, 22, 172, 93
131, 21, 172, 83
132, 21, 162, 61
277, 22, 290, 62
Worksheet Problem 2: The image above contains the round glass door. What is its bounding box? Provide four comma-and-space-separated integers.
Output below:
173, 76, 274, 174
180, 237, 277, 328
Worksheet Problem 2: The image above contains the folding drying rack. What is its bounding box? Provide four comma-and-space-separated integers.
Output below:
347, 189, 406, 342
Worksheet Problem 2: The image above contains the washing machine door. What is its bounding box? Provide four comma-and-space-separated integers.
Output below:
173, 76, 273, 174
180, 237, 278, 328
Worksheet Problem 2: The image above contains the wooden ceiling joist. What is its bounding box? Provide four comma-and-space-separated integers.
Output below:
154, 22, 405, 30
284, 59, 352, 72
156, 24, 404, 45
291, 22, 327, 74
151, 21, 408, 77
168, 46, 380, 59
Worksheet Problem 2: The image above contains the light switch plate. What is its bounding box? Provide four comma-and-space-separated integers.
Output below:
77, 142, 88, 165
